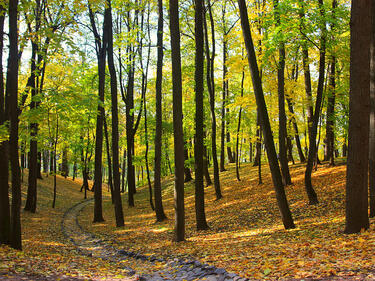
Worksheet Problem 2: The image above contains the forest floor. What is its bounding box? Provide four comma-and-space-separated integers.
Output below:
2, 160, 375, 280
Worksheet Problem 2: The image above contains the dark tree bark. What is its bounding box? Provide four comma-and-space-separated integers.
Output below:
299, 1, 313, 143
121, 148, 126, 193
345, 0, 371, 234
52, 112, 58, 209
194, 0, 209, 230
0, 5, 10, 245
253, 116, 262, 167
169, 0, 185, 241
61, 148, 68, 178
274, 0, 292, 185
238, 0, 295, 229
286, 64, 306, 163
184, 142, 193, 182
107, 0, 124, 227
220, 3, 227, 172
154, 0, 167, 222
204, 0, 222, 199
304, 0, 326, 205
203, 141, 212, 187
8, 0, 22, 249
236, 69, 245, 182
370, 0, 375, 218
89, 4, 109, 223
103, 115, 114, 203
287, 136, 295, 165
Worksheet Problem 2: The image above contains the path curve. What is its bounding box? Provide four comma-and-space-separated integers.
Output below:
61, 199, 249, 281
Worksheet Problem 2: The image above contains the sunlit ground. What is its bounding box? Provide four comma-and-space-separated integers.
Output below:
80, 159, 375, 280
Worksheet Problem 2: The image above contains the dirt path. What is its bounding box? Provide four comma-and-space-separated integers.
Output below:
61, 199, 248, 281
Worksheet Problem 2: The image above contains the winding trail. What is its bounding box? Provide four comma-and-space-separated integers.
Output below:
61, 199, 249, 281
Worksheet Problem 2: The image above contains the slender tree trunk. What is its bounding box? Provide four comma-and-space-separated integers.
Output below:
253, 115, 262, 166
194, 0, 209, 230
184, 141, 193, 182
304, 0, 326, 205
203, 140, 212, 187
107, 0, 124, 227
370, 0, 375, 218
89, 5, 108, 223
236, 69, 245, 182
238, 0, 295, 229
8, 0, 22, 248
220, 3, 227, 172
170, 0, 185, 241
204, 0, 222, 199
154, 0, 167, 222
0, 6, 9, 245
104, 113, 114, 203
345, 0, 371, 234
286, 96, 305, 163
274, 0, 292, 185
52, 113, 58, 209
121, 148, 126, 193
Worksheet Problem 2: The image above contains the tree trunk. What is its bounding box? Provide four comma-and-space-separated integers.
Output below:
238, 0, 295, 229
121, 148, 126, 193
104, 113, 114, 203
170, 0, 185, 241
0, 6, 10, 245
194, 0, 209, 230
203, 140, 212, 187
220, 3, 227, 172
154, 0, 167, 222
89, 4, 108, 223
345, 0, 371, 233
8, 0, 22, 249
107, 0, 124, 227
184, 142, 193, 182
304, 0, 326, 205
370, 0, 375, 218
274, 0, 292, 185
236, 69, 245, 182
204, 0, 222, 199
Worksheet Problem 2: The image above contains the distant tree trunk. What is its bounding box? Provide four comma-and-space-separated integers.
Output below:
24, 41, 38, 214
304, 0, 326, 205
275, 0, 292, 185
103, 114, 114, 203
204, 0, 222, 199
253, 115, 261, 167
345, 0, 371, 234
89, 4, 108, 223
203, 140, 212, 187
107, 0, 124, 227
43, 150, 49, 175
286, 94, 305, 163
72, 161, 77, 181
170, 0, 185, 241
236, 69, 245, 182
343, 141, 347, 157
61, 148, 68, 178
0, 5, 10, 245
154, 0, 167, 222
238, 0, 295, 229
121, 148, 126, 193
287, 136, 295, 165
184, 141, 192, 182
258, 127, 263, 185
220, 3, 227, 172
52, 113, 58, 209
194, 0, 209, 230
37, 152, 43, 179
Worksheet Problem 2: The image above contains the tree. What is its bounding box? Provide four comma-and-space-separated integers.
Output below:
169, 0, 185, 241
204, 0, 222, 199
238, 0, 295, 230
370, 0, 375, 218
304, 0, 326, 205
154, 0, 167, 222
274, 0, 292, 185
194, 0, 209, 231
106, 0, 124, 227
0, 2, 10, 245
8, 0, 22, 250
89, 3, 109, 223
344, 0, 371, 234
